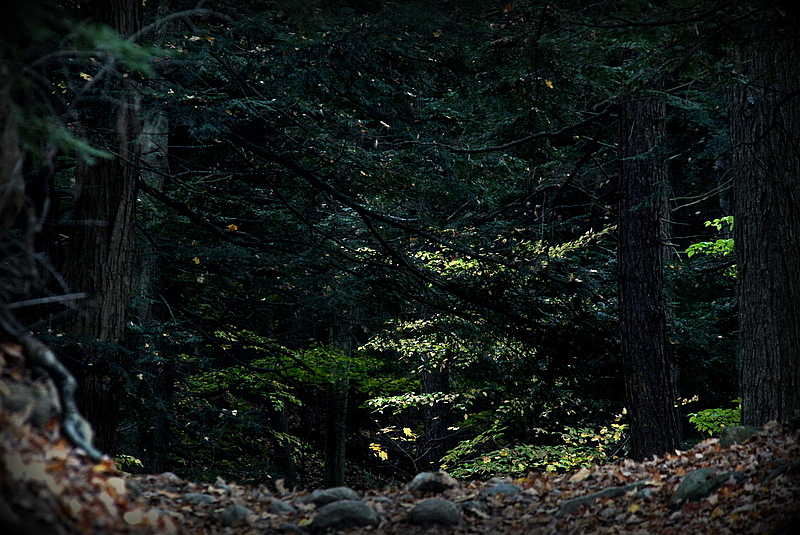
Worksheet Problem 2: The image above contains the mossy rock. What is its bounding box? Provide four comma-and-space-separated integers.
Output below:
719, 425, 762, 447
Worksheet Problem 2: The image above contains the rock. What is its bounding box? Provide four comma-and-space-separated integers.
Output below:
555, 480, 651, 517
671, 467, 746, 505
268, 499, 297, 514
301, 486, 359, 506
219, 504, 253, 527
763, 459, 800, 483
461, 500, 488, 518
181, 493, 216, 505
407, 498, 462, 526
160, 472, 182, 484
280, 523, 303, 533
481, 483, 523, 499
407, 471, 457, 494
308, 500, 378, 532
213, 477, 232, 496
719, 425, 762, 447
671, 467, 715, 505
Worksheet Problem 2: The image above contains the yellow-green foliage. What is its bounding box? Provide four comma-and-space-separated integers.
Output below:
115, 454, 143, 471
442, 417, 627, 479
688, 398, 741, 436
685, 217, 735, 276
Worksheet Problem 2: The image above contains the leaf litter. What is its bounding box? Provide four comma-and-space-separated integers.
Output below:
2, 346, 800, 533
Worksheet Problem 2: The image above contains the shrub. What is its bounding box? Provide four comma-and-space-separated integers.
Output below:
442, 418, 627, 479
688, 398, 741, 436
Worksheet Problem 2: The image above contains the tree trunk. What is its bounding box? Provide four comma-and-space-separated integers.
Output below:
408, 294, 451, 471
60, 0, 142, 456
274, 395, 298, 487
324, 326, 350, 487
419, 363, 449, 470
130, 109, 171, 472
618, 86, 681, 461
731, 5, 800, 427
0, 62, 24, 241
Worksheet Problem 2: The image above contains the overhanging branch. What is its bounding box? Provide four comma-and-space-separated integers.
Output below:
232, 135, 510, 268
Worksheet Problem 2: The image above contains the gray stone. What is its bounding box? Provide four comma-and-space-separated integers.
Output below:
407, 471, 457, 494
308, 500, 378, 532
461, 500, 488, 517
408, 498, 462, 526
268, 500, 297, 514
719, 425, 762, 447
214, 477, 232, 493
671, 467, 716, 505
671, 467, 746, 505
181, 493, 216, 505
219, 504, 253, 527
763, 459, 800, 483
160, 472, 182, 484
481, 483, 523, 499
555, 480, 650, 517
301, 486, 359, 505
280, 523, 303, 533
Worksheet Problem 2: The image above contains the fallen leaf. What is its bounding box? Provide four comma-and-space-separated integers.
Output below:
570, 467, 592, 483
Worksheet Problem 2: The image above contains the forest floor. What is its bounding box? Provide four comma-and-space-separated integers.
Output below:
2, 344, 800, 534
3, 415, 800, 534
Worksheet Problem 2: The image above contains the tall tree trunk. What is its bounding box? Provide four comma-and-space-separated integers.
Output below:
419, 362, 449, 471
731, 4, 800, 427
0, 62, 24, 242
62, 130, 139, 456
618, 86, 681, 461
60, 0, 142, 456
414, 297, 450, 471
274, 394, 298, 487
130, 109, 171, 472
324, 325, 350, 487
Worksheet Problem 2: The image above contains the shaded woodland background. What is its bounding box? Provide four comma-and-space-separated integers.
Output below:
1, 0, 799, 491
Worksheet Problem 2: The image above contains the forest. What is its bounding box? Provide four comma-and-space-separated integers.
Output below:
1, 0, 800, 532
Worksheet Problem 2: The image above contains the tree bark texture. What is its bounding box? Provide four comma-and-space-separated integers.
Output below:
618, 87, 681, 461
130, 109, 172, 472
419, 364, 449, 470
0, 62, 24, 242
324, 326, 350, 487
62, 128, 139, 455
60, 0, 142, 455
731, 5, 800, 426
274, 395, 298, 487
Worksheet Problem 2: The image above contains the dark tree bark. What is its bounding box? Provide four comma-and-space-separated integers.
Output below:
324, 325, 350, 487
60, 0, 142, 456
62, 134, 139, 456
129, 109, 172, 472
731, 4, 800, 427
419, 363, 449, 470
414, 297, 450, 471
274, 394, 298, 487
618, 86, 682, 461
0, 63, 24, 242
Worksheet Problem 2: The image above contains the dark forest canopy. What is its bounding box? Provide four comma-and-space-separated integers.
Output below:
1, 0, 798, 488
